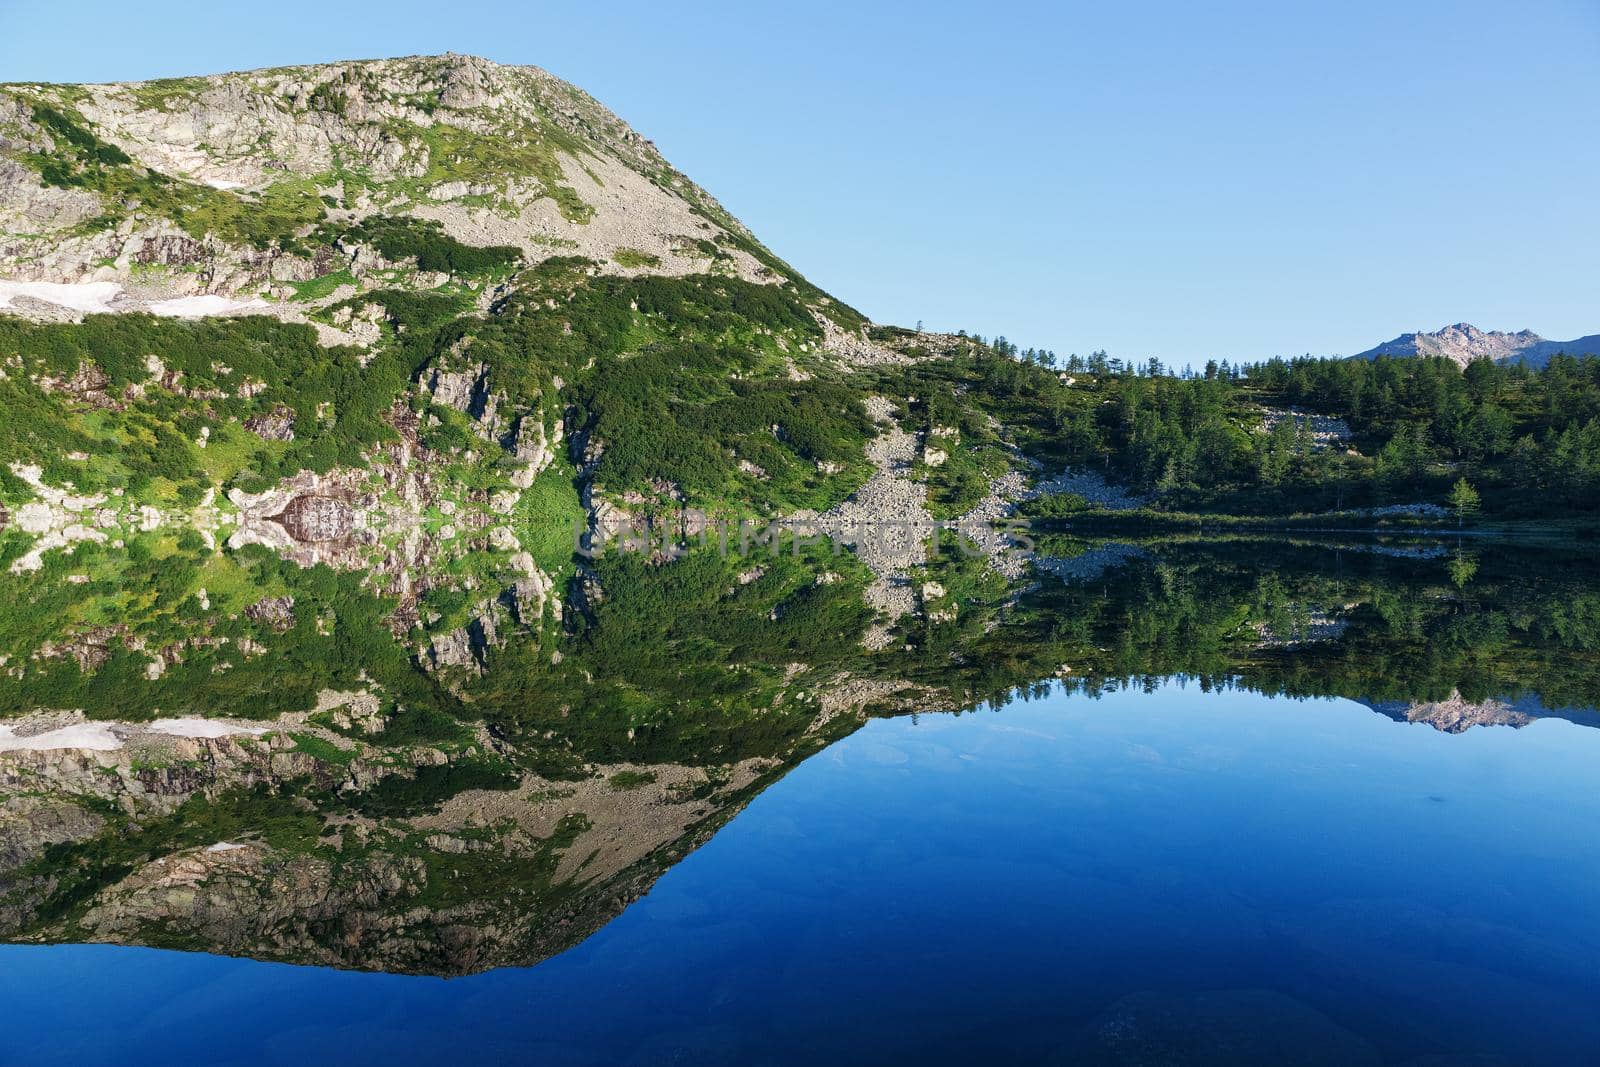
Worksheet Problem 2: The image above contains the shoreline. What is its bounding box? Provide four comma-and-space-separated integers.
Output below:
1039, 510, 1597, 546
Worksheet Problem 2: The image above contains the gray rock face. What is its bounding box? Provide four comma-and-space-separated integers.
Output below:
798, 398, 932, 640
243, 405, 296, 441
227, 470, 382, 569
273, 494, 356, 543
0, 696, 800, 977
0, 793, 106, 869
815, 314, 907, 367
424, 363, 494, 422
0, 157, 101, 233
1256, 407, 1353, 451
507, 571, 554, 626
1364, 691, 1535, 733
427, 627, 476, 670
425, 600, 506, 676
1027, 469, 1147, 510
244, 595, 296, 631
1353, 323, 1600, 368
1035, 543, 1148, 584
0, 53, 785, 315
507, 412, 561, 486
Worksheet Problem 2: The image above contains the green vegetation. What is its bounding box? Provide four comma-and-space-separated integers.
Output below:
0, 538, 464, 729
4, 524, 1598, 968
612, 247, 660, 269
514, 455, 587, 574
29, 103, 130, 167
0, 313, 405, 494
389, 259, 867, 512
608, 770, 658, 790
577, 354, 873, 511
671, 184, 867, 332
124, 76, 209, 113
16, 784, 323, 926
884, 337, 1600, 520
444, 542, 873, 772
288, 731, 357, 765
287, 269, 357, 302
335, 216, 521, 277
397, 118, 594, 222
871, 535, 1600, 717
19, 101, 325, 249
341, 759, 520, 818
7, 55, 1600, 980
1448, 477, 1481, 526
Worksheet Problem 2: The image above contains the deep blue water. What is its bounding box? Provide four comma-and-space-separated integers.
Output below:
4, 681, 1599, 1066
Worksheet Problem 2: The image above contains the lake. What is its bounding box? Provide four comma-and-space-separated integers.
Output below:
2, 538, 1598, 1065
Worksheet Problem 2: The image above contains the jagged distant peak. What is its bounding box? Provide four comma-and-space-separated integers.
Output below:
1353, 323, 1600, 368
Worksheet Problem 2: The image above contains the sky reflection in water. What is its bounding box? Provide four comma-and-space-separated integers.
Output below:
4, 680, 1598, 1067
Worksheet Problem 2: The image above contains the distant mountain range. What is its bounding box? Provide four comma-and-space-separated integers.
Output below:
1353, 323, 1600, 368
1359, 693, 1600, 734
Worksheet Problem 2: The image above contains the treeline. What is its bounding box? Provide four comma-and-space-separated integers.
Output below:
894, 537, 1600, 715
889, 336, 1600, 517
1243, 354, 1600, 511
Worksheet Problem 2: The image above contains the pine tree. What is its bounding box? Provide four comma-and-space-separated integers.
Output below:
1447, 477, 1481, 527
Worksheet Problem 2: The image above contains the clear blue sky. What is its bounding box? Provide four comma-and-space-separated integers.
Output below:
2, 0, 1596, 364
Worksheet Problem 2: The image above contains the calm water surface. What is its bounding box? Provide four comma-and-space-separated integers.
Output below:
4, 680, 1597, 1066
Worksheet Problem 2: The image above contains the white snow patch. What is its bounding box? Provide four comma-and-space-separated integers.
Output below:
205, 841, 247, 853
205, 179, 247, 191
145, 718, 271, 739
0, 715, 272, 753
0, 281, 123, 314
0, 722, 122, 752
0, 283, 269, 319
147, 295, 269, 318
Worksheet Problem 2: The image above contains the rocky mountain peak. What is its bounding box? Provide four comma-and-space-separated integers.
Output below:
1352, 322, 1599, 369
0, 53, 804, 320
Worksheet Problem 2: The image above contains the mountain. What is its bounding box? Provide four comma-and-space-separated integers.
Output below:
3, 54, 1599, 640
2, 531, 1594, 975
1353, 322, 1600, 368
1359, 692, 1600, 734
0, 53, 829, 304
0, 54, 941, 558
5, 54, 1600, 981
0, 54, 1035, 739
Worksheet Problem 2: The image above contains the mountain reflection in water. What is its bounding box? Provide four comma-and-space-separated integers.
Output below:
1, 533, 1597, 1064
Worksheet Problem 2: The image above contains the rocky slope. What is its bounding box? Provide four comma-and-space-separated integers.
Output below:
3, 524, 1596, 974
0, 53, 809, 304
0, 703, 822, 975
12, 56, 1598, 980
1353, 322, 1600, 368
0, 53, 981, 678
1361, 692, 1600, 734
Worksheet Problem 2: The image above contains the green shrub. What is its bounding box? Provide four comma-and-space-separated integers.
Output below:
612, 247, 660, 269
338, 216, 521, 277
